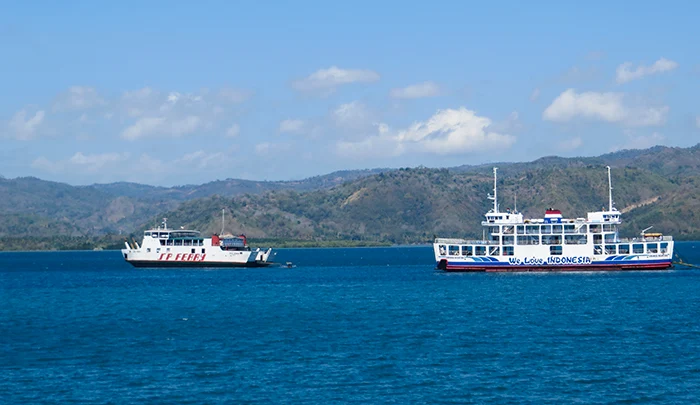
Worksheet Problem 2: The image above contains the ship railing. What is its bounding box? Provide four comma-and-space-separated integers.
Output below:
434, 238, 496, 245
617, 235, 673, 243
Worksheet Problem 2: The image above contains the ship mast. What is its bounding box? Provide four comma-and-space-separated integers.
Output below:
221, 209, 225, 234
606, 166, 614, 212
487, 167, 498, 213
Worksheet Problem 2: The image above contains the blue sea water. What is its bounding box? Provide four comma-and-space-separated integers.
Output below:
1, 242, 699, 404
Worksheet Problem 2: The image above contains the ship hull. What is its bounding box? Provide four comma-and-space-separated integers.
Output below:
437, 259, 672, 272
125, 259, 274, 268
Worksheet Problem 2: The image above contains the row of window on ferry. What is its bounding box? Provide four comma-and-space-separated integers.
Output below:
157, 239, 205, 246
146, 231, 199, 238
488, 224, 617, 235
440, 242, 669, 257
487, 234, 616, 246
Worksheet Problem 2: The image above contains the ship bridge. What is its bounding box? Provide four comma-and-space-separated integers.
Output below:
482, 211, 523, 225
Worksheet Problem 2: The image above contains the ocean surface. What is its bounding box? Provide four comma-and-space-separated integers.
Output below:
2, 242, 699, 404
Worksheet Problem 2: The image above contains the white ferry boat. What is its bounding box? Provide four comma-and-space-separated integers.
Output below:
434, 167, 674, 272
122, 218, 274, 268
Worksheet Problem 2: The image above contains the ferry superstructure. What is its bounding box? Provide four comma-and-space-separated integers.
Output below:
434, 167, 674, 272
122, 218, 274, 268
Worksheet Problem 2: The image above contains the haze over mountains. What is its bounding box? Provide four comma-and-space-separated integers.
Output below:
1, 144, 698, 250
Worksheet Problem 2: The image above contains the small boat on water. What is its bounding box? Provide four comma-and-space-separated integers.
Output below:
122, 217, 274, 268
434, 167, 674, 272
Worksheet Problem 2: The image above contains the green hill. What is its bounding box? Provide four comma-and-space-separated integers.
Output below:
0, 144, 698, 250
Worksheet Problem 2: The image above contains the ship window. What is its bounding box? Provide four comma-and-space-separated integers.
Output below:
578, 224, 588, 234
202, 248, 206, 254
565, 235, 587, 245
489, 246, 500, 256
543, 235, 561, 245
449, 245, 460, 255
605, 245, 616, 254
490, 235, 499, 245
191, 248, 196, 254
146, 248, 151, 253
167, 240, 173, 246
647, 243, 658, 253
603, 224, 615, 232
633, 244, 644, 254
526, 225, 539, 235
503, 246, 514, 256
439, 245, 446, 255
619, 244, 629, 254
594, 245, 602, 254
503, 226, 514, 234
175, 240, 183, 246
660, 243, 668, 254
475, 246, 486, 256
550, 246, 563, 255
502, 235, 514, 245
488, 226, 500, 234
593, 234, 603, 244
160, 240, 165, 246
516, 225, 525, 235
552, 225, 562, 233
604, 234, 616, 243
541, 225, 552, 234
517, 235, 539, 245
461, 246, 471, 256
590, 224, 602, 233
564, 225, 576, 234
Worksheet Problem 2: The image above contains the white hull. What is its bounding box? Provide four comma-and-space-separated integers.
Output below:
433, 167, 674, 272
434, 237, 673, 272
122, 221, 273, 268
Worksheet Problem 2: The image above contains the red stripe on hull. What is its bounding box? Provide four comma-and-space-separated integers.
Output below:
443, 262, 673, 272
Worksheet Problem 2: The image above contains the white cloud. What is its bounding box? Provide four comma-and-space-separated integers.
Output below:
279, 119, 305, 133
226, 123, 240, 137
255, 142, 270, 155
32, 152, 129, 173
337, 107, 515, 157
616, 58, 678, 84
390, 81, 440, 99
612, 131, 666, 152
292, 66, 380, 93
530, 88, 540, 102
69, 152, 129, 168
31, 150, 231, 182
176, 150, 225, 169
543, 89, 668, 127
332, 102, 371, 127
53, 86, 105, 111
558, 136, 583, 152
7, 109, 45, 140
218, 88, 252, 104
121, 115, 203, 140
255, 142, 290, 156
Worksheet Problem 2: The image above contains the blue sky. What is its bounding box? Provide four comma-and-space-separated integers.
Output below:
1, 1, 699, 186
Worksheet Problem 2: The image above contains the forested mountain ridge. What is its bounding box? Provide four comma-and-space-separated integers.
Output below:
0, 144, 698, 250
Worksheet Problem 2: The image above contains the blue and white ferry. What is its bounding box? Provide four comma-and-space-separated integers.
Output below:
434, 167, 674, 272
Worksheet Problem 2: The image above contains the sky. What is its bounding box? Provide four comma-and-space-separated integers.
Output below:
1, 1, 699, 186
